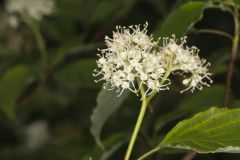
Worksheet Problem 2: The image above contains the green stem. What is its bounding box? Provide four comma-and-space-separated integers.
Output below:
193, 28, 233, 40
146, 52, 173, 104
125, 72, 172, 160
146, 69, 171, 104
22, 16, 48, 69
232, 12, 239, 58
134, 72, 170, 160
124, 96, 148, 160
137, 146, 160, 160
224, 7, 239, 107
124, 50, 174, 160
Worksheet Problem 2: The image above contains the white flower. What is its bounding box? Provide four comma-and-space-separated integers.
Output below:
94, 23, 167, 96
5, 0, 55, 21
94, 23, 213, 97
161, 35, 213, 93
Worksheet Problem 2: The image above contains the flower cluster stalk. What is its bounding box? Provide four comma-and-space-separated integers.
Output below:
124, 64, 172, 160
124, 92, 148, 160
94, 23, 212, 160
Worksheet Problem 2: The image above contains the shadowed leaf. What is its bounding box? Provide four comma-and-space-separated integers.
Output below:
154, 1, 205, 38
159, 107, 240, 153
0, 65, 32, 118
90, 89, 129, 149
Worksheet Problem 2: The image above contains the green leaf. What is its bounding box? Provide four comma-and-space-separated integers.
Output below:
177, 85, 225, 113
0, 65, 32, 118
154, 85, 225, 133
100, 139, 125, 160
88, 0, 136, 24
154, 1, 205, 38
54, 59, 97, 87
208, 48, 230, 74
159, 107, 240, 153
81, 132, 127, 160
50, 42, 100, 67
90, 89, 129, 150
233, 0, 240, 6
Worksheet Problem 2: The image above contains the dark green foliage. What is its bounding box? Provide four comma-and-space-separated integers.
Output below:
154, 1, 205, 38
0, 0, 239, 160
160, 107, 240, 153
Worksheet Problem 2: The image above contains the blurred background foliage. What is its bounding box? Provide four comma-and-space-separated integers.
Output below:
0, 0, 239, 160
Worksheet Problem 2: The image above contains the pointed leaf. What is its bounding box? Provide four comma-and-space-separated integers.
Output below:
0, 65, 32, 118
90, 89, 129, 149
100, 141, 125, 160
54, 59, 97, 87
154, 1, 205, 38
81, 133, 127, 160
154, 85, 225, 132
159, 107, 240, 153
233, 0, 240, 6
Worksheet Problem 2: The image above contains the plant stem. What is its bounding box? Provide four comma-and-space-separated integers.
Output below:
22, 15, 48, 72
124, 97, 148, 160
193, 28, 233, 40
146, 52, 173, 104
126, 52, 174, 160
224, 7, 239, 107
125, 69, 172, 160
182, 5, 240, 160
137, 146, 160, 160
182, 151, 197, 160
146, 69, 171, 104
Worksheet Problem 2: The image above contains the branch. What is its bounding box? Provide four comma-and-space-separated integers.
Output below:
224, 7, 239, 107
182, 5, 239, 160
192, 28, 233, 40
182, 151, 197, 160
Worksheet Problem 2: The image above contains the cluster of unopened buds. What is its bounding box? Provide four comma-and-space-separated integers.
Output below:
93, 22, 213, 97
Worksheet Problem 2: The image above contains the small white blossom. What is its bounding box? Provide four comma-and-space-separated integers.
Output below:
161, 35, 213, 93
94, 23, 212, 97
5, 0, 55, 21
93, 23, 167, 96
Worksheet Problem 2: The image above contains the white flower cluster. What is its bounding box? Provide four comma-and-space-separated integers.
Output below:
94, 23, 212, 96
161, 36, 213, 93
5, 0, 55, 21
